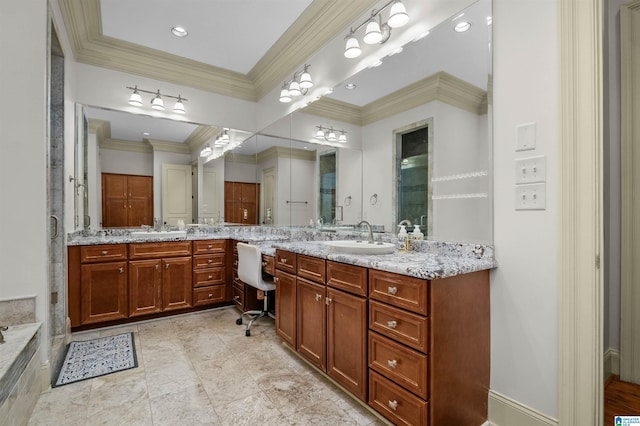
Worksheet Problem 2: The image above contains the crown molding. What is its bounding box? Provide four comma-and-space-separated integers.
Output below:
303, 97, 363, 125
185, 125, 220, 151
257, 145, 316, 163
147, 139, 191, 154
59, 0, 375, 101
224, 153, 257, 165
361, 71, 488, 125
87, 118, 111, 140
248, 0, 378, 99
100, 138, 152, 153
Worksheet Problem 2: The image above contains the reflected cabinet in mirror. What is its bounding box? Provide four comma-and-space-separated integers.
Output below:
73, 0, 492, 243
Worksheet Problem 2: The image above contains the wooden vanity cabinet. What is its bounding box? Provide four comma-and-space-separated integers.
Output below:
230, 240, 266, 313
275, 250, 297, 348
296, 275, 327, 370
192, 240, 227, 306
129, 242, 193, 314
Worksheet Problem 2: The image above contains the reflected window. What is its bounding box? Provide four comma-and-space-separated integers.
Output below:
397, 125, 429, 234
319, 151, 336, 223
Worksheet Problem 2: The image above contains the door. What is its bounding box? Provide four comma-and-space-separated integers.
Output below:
162, 164, 192, 226
275, 269, 297, 348
80, 262, 128, 324
129, 259, 162, 317
162, 257, 192, 311
327, 287, 368, 401
297, 277, 326, 370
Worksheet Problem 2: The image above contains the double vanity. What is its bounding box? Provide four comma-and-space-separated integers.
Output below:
67, 226, 496, 425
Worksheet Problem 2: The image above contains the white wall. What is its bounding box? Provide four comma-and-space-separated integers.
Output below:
289, 156, 316, 226
100, 149, 154, 176
336, 148, 363, 225
224, 160, 257, 183
0, 0, 49, 361
491, 0, 558, 418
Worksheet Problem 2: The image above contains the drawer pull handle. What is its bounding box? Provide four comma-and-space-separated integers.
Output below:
166, 264, 170, 269
262, 262, 267, 267
326, 297, 332, 305
101, 250, 108, 255
208, 244, 213, 249
233, 296, 239, 301
234, 260, 238, 266
119, 267, 124, 273
388, 400, 398, 411
281, 258, 287, 264
387, 320, 397, 329
387, 359, 397, 369
208, 275, 213, 279
387, 286, 398, 295
155, 264, 160, 271
274, 277, 279, 283
208, 293, 213, 298
315, 293, 322, 302
208, 259, 213, 264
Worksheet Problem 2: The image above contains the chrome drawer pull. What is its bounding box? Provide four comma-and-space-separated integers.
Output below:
208, 275, 213, 280
387, 320, 397, 329
208, 293, 213, 298
155, 264, 160, 271
281, 258, 287, 264
101, 250, 108, 255
119, 267, 124, 273
387, 286, 398, 295
388, 400, 398, 411
387, 359, 397, 369
274, 277, 279, 283
315, 293, 322, 302
207, 244, 213, 249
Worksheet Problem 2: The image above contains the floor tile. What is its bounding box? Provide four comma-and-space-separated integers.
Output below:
149, 383, 219, 425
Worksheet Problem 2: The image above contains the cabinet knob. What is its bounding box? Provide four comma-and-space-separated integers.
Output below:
387, 320, 397, 329
387, 286, 398, 295
315, 293, 322, 302
166, 263, 170, 269
208, 293, 213, 298
387, 359, 398, 369
101, 250, 108, 255
274, 277, 279, 283
233, 296, 240, 301
208, 244, 213, 249
326, 297, 332, 305
280, 258, 287, 264
208, 259, 213, 264
123, 204, 126, 209
119, 267, 124, 273
208, 275, 213, 280
388, 400, 398, 411
155, 264, 160, 271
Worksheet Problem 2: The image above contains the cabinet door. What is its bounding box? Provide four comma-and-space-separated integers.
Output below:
80, 261, 128, 324
129, 259, 162, 317
297, 277, 326, 370
275, 269, 297, 348
102, 174, 128, 227
162, 257, 193, 311
327, 288, 368, 402
127, 175, 153, 226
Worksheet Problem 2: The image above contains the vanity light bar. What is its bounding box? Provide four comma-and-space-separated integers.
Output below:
126, 86, 187, 114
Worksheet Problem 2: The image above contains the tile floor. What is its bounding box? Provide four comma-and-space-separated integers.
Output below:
28, 307, 388, 426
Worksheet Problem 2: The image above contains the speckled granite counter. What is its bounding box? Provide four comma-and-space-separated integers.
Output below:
67, 226, 496, 279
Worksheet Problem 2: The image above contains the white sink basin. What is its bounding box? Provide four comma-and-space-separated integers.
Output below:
130, 230, 187, 239
323, 240, 396, 255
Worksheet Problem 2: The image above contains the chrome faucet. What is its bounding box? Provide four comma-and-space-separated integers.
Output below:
357, 220, 374, 244
0, 326, 7, 344
398, 219, 412, 228
154, 217, 161, 231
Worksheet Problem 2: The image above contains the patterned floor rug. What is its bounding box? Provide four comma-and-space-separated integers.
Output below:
54, 332, 138, 387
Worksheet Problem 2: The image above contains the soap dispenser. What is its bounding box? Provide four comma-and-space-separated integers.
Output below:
411, 224, 424, 241
397, 225, 409, 252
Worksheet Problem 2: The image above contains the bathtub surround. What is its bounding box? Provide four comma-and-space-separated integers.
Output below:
0, 297, 36, 326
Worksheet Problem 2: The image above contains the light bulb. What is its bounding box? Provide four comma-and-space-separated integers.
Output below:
200, 146, 212, 157
327, 130, 337, 141
338, 134, 347, 143
151, 91, 164, 110
363, 19, 382, 44
279, 87, 292, 103
172, 97, 185, 114
299, 71, 313, 89
388, 1, 409, 28
288, 80, 301, 97
344, 36, 362, 58
128, 89, 143, 107
316, 129, 325, 139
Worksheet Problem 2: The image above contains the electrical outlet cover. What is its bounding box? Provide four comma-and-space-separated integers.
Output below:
515, 155, 546, 184
515, 183, 546, 210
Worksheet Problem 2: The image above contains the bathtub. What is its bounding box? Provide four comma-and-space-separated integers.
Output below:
0, 322, 42, 423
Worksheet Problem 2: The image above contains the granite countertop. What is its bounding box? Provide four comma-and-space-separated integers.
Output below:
269, 241, 496, 280
67, 227, 496, 279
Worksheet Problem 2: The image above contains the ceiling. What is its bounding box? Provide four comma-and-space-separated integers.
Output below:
70, 0, 491, 151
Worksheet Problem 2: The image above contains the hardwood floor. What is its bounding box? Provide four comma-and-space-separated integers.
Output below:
605, 375, 640, 426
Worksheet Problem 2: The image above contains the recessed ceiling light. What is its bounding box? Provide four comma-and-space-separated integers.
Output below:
454, 22, 471, 33
143, 132, 150, 136
171, 26, 188, 37
345, 83, 357, 90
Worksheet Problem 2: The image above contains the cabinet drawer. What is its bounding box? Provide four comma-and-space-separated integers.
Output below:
369, 270, 429, 315
369, 331, 428, 399
369, 300, 429, 353
297, 255, 326, 284
262, 254, 275, 276
275, 250, 297, 273
81, 244, 127, 263
193, 239, 226, 254
193, 253, 225, 269
129, 241, 192, 259
327, 261, 368, 296
232, 284, 244, 309
193, 268, 225, 287
369, 370, 429, 426
193, 285, 225, 306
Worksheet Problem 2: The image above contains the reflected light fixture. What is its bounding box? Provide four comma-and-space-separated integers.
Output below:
315, 125, 347, 144
454, 21, 471, 32
126, 86, 188, 113
343, 0, 408, 58
171, 26, 188, 37
200, 144, 213, 157
279, 64, 313, 103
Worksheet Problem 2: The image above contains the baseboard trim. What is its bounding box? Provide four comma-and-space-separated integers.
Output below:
488, 390, 558, 426
604, 348, 621, 379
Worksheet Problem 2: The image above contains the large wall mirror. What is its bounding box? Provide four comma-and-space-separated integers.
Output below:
74, 0, 492, 243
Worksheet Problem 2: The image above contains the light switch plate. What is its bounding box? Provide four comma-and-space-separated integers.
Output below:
515, 183, 546, 210
516, 122, 536, 151
515, 155, 546, 184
